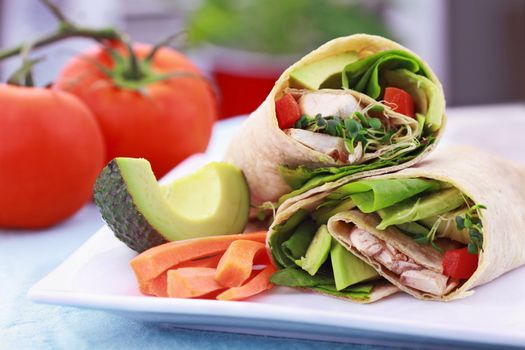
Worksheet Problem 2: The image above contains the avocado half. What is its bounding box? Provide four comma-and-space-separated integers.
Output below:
93, 158, 250, 253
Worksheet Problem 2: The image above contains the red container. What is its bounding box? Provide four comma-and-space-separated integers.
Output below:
213, 70, 279, 118
194, 45, 299, 119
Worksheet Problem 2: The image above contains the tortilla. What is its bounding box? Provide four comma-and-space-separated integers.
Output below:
269, 146, 525, 301
224, 34, 446, 206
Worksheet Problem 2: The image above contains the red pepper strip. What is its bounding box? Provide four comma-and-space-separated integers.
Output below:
442, 247, 479, 279
275, 93, 301, 129
384, 87, 415, 117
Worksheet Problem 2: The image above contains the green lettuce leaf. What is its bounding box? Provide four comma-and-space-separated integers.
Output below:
278, 140, 433, 204
329, 178, 441, 213
342, 49, 429, 99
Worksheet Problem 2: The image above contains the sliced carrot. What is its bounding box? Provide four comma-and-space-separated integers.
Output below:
215, 240, 267, 287
130, 231, 267, 284
217, 265, 276, 301
141, 255, 223, 297
144, 273, 168, 297
167, 267, 225, 298
177, 254, 223, 269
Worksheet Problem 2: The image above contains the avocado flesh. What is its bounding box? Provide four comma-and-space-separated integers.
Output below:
289, 52, 358, 90
330, 240, 379, 291
296, 224, 332, 276
94, 158, 250, 253
377, 188, 465, 230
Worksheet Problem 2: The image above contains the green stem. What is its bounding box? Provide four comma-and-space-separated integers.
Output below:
0, 0, 121, 61
145, 32, 186, 63
124, 40, 143, 80
0, 26, 120, 61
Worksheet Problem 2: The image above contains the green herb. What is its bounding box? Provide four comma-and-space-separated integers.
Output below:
369, 118, 382, 130
294, 114, 311, 129
368, 104, 385, 113
354, 111, 369, 126
325, 119, 339, 136
315, 114, 327, 128
455, 204, 486, 254
345, 119, 361, 138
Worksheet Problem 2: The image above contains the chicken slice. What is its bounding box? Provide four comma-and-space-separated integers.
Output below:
400, 269, 449, 296
299, 90, 361, 118
349, 227, 450, 296
349, 227, 384, 257
286, 129, 347, 161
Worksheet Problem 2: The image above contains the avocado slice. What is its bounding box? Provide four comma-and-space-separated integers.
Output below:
377, 188, 465, 230
330, 240, 379, 291
289, 52, 358, 90
296, 224, 332, 276
93, 158, 250, 252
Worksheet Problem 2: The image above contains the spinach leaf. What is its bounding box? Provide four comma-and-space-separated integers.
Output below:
270, 267, 335, 287
270, 267, 373, 300
342, 49, 429, 99
281, 220, 317, 262
268, 209, 309, 268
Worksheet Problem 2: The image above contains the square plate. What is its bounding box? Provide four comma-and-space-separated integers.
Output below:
29, 109, 525, 348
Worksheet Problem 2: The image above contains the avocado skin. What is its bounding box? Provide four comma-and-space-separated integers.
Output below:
93, 159, 167, 253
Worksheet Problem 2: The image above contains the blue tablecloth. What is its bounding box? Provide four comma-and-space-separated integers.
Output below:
1, 204, 394, 350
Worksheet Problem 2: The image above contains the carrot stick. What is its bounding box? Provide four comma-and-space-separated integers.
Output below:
215, 240, 266, 287
167, 267, 224, 298
130, 231, 267, 284
141, 255, 223, 297
217, 265, 276, 301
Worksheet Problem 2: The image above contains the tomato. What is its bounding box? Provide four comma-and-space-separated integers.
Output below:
0, 85, 105, 228
384, 87, 415, 117
442, 247, 479, 280
275, 93, 301, 129
54, 44, 218, 178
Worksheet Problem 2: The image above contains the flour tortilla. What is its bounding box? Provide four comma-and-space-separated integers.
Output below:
270, 146, 525, 301
224, 34, 446, 205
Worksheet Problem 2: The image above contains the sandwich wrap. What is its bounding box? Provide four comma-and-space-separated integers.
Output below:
267, 147, 525, 301
225, 34, 446, 206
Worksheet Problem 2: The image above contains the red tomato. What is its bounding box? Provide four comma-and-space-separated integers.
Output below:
0, 85, 105, 228
442, 247, 479, 279
384, 87, 415, 117
54, 44, 217, 178
275, 93, 301, 129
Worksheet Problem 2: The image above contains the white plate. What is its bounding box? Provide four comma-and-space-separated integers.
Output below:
29, 107, 525, 348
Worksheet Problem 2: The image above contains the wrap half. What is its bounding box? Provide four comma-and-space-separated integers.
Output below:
225, 34, 446, 206
267, 146, 525, 301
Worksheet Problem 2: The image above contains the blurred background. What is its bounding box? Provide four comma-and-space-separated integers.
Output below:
1, 0, 524, 119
